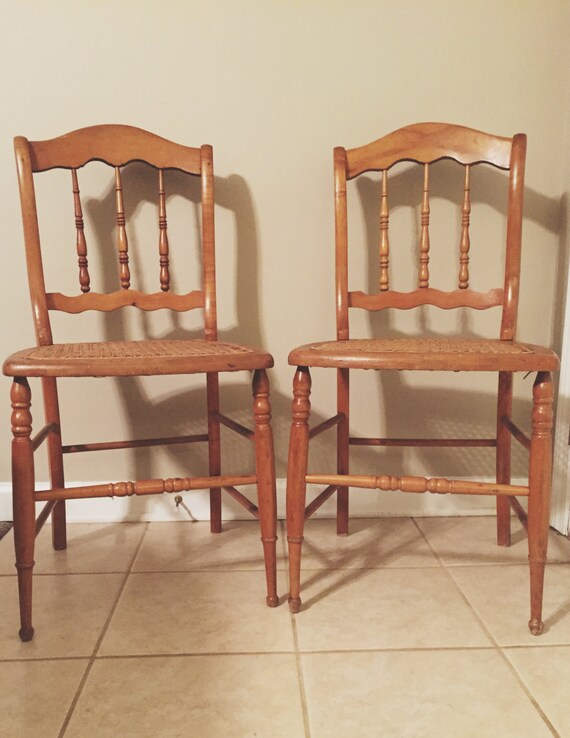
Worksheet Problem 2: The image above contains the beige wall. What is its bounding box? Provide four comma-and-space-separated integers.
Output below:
1, 1, 569, 511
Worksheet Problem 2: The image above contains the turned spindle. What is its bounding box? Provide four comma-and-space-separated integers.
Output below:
458, 165, 471, 289
71, 169, 90, 293
379, 169, 389, 291
115, 167, 130, 289
158, 169, 170, 291
418, 163, 430, 288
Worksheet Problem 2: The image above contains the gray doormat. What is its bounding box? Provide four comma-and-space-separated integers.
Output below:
0, 522, 12, 541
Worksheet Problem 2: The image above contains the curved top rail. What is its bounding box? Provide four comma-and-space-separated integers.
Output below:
18, 124, 202, 174
346, 122, 515, 179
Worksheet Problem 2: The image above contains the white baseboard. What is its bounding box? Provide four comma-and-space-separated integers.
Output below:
0, 478, 519, 523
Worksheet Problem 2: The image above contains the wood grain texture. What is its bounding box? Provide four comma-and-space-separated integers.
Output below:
288, 338, 559, 372
26, 124, 202, 174
45, 289, 205, 314
348, 287, 503, 311
346, 122, 512, 178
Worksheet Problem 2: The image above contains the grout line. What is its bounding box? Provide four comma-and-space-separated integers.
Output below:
290, 610, 312, 738
501, 650, 562, 738
57, 521, 150, 738
411, 517, 561, 738
2, 642, 570, 667
3, 561, 570, 578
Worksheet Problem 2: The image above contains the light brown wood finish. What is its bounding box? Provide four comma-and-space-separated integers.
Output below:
286, 122, 559, 635
71, 169, 90, 293
4, 125, 277, 641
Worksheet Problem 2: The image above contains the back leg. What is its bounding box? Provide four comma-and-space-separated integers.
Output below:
207, 372, 222, 533
42, 377, 66, 550
496, 371, 512, 546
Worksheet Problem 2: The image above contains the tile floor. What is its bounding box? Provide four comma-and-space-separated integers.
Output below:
0, 516, 569, 737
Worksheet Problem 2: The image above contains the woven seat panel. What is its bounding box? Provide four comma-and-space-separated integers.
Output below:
25, 339, 255, 360
315, 338, 533, 354
4, 339, 273, 377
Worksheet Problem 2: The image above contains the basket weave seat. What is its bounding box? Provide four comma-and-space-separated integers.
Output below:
4, 339, 273, 377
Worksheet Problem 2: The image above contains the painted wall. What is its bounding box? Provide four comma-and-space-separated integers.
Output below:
0, 1, 568, 518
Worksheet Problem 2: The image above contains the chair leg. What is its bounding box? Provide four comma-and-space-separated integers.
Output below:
207, 373, 222, 533
496, 371, 512, 546
287, 366, 311, 613
11, 378, 36, 642
337, 368, 349, 536
252, 369, 278, 607
42, 378, 66, 550
527, 371, 554, 636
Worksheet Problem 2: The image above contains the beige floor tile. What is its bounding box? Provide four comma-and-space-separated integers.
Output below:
505, 645, 570, 737
449, 564, 570, 646
0, 659, 87, 738
133, 520, 286, 572
100, 571, 294, 656
66, 654, 305, 738
302, 650, 553, 738
0, 523, 146, 575
0, 574, 123, 659
295, 518, 439, 569
294, 567, 490, 650
416, 516, 570, 566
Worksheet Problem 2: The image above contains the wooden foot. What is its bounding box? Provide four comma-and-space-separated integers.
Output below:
288, 595, 302, 613
19, 626, 35, 643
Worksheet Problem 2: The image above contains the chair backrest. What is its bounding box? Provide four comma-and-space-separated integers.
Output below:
14, 124, 217, 347
334, 122, 526, 342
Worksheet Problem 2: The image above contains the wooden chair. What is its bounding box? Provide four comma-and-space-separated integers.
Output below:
286, 122, 559, 635
4, 124, 278, 642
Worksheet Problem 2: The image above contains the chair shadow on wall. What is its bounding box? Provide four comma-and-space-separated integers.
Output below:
81, 163, 278, 523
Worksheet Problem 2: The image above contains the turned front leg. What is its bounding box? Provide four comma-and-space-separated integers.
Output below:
527, 371, 554, 635
252, 369, 278, 607
11, 378, 36, 642
287, 366, 311, 613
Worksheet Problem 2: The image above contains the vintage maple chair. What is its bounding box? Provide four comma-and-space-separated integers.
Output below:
286, 122, 559, 635
4, 124, 278, 642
